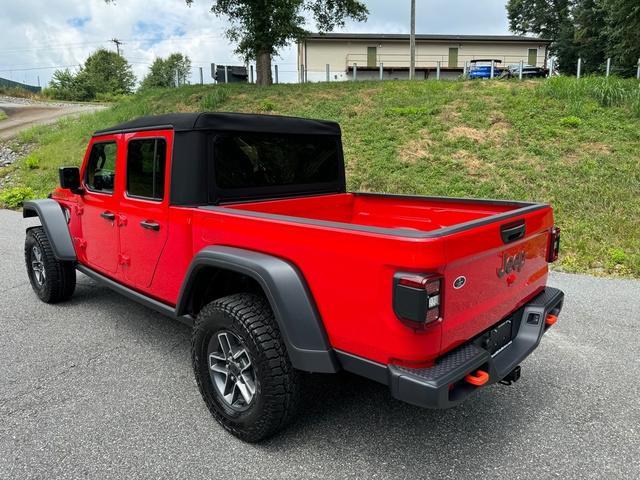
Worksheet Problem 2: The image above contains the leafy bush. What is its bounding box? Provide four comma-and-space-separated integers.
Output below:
24, 156, 39, 169
47, 49, 135, 102
258, 99, 276, 112
560, 116, 582, 128
0, 109, 6, 121
0, 186, 34, 208
608, 248, 627, 265
140, 53, 192, 90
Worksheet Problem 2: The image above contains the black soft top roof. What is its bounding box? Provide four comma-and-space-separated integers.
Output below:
94, 112, 341, 136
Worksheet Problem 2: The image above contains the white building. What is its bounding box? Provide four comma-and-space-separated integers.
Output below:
297, 33, 551, 81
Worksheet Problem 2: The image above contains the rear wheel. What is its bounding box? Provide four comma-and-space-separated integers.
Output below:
191, 293, 300, 442
25, 227, 76, 303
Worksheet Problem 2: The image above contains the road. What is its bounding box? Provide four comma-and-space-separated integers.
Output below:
0, 96, 104, 140
0, 208, 638, 479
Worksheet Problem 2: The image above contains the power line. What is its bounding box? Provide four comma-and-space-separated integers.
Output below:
0, 60, 152, 73
0, 34, 226, 54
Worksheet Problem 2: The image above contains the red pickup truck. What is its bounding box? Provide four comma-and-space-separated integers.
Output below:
23, 113, 563, 442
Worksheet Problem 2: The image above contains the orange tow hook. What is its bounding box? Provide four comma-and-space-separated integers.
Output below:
545, 314, 558, 326
464, 369, 490, 387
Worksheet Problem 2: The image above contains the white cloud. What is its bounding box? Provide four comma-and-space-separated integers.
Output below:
0, 0, 511, 87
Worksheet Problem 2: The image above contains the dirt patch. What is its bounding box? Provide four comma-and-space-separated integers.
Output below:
398, 130, 433, 164
582, 142, 613, 155
447, 126, 486, 143
438, 99, 465, 122
452, 150, 493, 178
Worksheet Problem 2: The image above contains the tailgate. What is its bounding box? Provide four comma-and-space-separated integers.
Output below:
439, 206, 554, 353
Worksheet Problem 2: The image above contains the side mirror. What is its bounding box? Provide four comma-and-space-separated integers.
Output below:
59, 167, 83, 194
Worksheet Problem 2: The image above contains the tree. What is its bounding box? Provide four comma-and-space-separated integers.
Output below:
605, 0, 640, 76
507, 0, 577, 74
141, 53, 192, 89
79, 49, 136, 96
185, 0, 368, 85
574, 0, 608, 74
47, 49, 135, 101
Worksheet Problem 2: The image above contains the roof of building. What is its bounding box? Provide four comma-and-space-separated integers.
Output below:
94, 112, 341, 136
304, 33, 552, 43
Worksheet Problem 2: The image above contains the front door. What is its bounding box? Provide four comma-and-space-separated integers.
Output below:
448, 48, 458, 68
117, 131, 171, 290
79, 137, 121, 274
367, 47, 377, 67
528, 48, 537, 66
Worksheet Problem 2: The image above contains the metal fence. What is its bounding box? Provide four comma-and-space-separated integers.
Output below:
210, 57, 640, 85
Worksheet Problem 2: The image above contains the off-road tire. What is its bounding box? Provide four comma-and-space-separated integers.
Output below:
192, 293, 300, 442
25, 227, 76, 303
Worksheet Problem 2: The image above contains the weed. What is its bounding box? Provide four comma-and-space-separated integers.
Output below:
201, 88, 230, 110
0, 186, 34, 208
258, 99, 276, 112
24, 156, 39, 169
560, 116, 582, 128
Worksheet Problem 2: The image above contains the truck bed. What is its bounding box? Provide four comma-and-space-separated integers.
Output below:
219, 192, 545, 236
197, 192, 553, 363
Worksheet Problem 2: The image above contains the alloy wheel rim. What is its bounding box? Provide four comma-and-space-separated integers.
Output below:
31, 246, 46, 286
207, 330, 256, 411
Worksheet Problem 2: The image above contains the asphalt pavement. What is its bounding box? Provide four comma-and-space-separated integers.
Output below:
0, 96, 105, 140
0, 208, 638, 479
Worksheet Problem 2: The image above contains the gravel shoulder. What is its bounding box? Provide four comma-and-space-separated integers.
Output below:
0, 208, 638, 479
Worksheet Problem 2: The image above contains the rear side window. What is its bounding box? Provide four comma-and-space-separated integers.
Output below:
126, 138, 166, 200
213, 133, 341, 189
85, 142, 117, 193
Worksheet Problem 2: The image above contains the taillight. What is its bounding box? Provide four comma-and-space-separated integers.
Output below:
547, 226, 560, 262
393, 273, 442, 328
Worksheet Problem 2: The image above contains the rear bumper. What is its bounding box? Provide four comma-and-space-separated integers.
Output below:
336, 287, 564, 409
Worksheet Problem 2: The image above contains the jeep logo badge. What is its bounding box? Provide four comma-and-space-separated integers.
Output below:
453, 276, 466, 289
497, 251, 526, 278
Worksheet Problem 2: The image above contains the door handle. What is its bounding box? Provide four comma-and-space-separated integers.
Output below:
500, 220, 525, 244
100, 211, 116, 221
140, 220, 160, 231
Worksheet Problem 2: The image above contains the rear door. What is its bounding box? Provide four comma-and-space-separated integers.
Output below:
79, 136, 121, 274
439, 207, 553, 353
117, 130, 171, 290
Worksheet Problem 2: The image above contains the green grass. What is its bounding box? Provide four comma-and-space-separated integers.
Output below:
1, 77, 639, 277
0, 109, 7, 121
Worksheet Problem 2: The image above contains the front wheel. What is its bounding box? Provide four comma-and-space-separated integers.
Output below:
24, 227, 76, 303
191, 293, 300, 442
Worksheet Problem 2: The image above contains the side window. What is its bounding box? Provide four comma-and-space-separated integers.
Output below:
85, 142, 117, 193
126, 138, 166, 200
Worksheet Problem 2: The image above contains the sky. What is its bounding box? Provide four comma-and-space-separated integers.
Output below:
0, 0, 512, 87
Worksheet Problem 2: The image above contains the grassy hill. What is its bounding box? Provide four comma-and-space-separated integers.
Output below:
1, 77, 639, 277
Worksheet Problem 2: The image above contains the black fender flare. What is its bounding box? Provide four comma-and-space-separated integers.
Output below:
23, 199, 76, 261
176, 246, 339, 373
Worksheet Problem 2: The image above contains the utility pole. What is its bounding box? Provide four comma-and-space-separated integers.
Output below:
110, 38, 123, 56
409, 0, 416, 80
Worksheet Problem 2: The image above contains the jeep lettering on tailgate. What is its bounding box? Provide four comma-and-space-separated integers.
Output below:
497, 250, 526, 278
